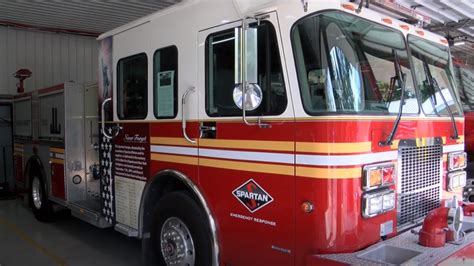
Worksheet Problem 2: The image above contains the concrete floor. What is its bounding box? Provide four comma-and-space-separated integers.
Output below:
0, 199, 142, 266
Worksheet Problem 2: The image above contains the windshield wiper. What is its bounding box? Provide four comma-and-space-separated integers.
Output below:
380, 49, 405, 146
423, 61, 459, 139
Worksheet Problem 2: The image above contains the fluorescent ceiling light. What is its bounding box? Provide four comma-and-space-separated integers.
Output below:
454, 41, 466, 46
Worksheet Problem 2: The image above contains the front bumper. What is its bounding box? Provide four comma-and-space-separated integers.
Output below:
307, 216, 474, 265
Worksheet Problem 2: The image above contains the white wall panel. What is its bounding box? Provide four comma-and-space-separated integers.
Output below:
0, 26, 98, 95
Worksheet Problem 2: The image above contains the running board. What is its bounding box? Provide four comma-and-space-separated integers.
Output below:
115, 223, 139, 237
70, 203, 112, 228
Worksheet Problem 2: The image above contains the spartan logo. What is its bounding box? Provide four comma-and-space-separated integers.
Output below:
232, 179, 273, 213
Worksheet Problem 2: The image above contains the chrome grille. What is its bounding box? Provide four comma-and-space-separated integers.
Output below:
397, 144, 442, 228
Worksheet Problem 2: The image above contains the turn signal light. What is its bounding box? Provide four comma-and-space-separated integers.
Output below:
363, 163, 396, 190
448, 152, 467, 171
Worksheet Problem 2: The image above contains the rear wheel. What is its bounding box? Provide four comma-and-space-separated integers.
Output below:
29, 175, 53, 222
150, 191, 212, 266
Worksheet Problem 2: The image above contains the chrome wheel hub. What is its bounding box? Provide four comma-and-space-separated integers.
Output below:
31, 177, 42, 209
160, 217, 195, 266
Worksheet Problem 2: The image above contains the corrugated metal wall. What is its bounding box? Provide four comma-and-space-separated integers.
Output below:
0, 26, 98, 95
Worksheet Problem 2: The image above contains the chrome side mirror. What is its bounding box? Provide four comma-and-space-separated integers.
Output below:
232, 83, 262, 111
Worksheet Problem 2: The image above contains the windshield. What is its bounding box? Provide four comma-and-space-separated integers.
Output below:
408, 35, 462, 116
292, 11, 418, 115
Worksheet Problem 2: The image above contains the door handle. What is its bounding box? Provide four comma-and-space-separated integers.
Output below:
182, 87, 196, 144
200, 122, 216, 139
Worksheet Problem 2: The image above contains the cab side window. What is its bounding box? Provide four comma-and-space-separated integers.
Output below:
153, 46, 178, 118
117, 53, 148, 119
205, 22, 287, 117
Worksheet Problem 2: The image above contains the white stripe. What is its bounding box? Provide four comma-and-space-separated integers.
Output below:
55, 153, 65, 159
150, 145, 198, 156
15, 148, 24, 153
443, 144, 464, 153
199, 148, 294, 164
297, 151, 398, 166
150, 145, 399, 166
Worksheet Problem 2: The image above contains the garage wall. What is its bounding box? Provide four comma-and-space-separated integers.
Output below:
0, 26, 98, 95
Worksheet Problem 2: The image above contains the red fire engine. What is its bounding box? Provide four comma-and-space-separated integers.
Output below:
13, 0, 474, 265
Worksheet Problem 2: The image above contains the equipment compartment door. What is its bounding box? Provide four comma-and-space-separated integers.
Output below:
197, 12, 295, 266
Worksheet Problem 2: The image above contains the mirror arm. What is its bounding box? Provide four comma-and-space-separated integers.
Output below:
241, 18, 271, 129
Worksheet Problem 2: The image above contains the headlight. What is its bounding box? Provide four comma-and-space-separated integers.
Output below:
447, 171, 467, 191
382, 192, 395, 211
362, 189, 395, 218
363, 163, 396, 190
448, 152, 467, 171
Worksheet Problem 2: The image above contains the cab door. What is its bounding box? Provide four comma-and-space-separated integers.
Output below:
197, 12, 295, 266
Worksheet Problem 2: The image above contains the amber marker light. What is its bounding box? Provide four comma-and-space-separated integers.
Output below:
449, 152, 467, 171
341, 3, 356, 11
301, 201, 314, 213
400, 25, 410, 31
382, 18, 392, 24
363, 163, 396, 190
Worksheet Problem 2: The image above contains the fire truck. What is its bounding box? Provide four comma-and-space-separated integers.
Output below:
13, 0, 474, 265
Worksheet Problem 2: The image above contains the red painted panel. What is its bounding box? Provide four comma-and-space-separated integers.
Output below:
14, 155, 24, 183
465, 112, 474, 154
51, 163, 65, 200
199, 121, 295, 266
144, 118, 464, 266
438, 242, 474, 265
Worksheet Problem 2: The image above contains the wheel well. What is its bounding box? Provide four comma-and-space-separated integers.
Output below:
140, 172, 198, 237
25, 156, 46, 192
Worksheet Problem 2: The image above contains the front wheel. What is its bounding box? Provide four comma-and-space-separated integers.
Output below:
29, 175, 53, 222
150, 191, 212, 266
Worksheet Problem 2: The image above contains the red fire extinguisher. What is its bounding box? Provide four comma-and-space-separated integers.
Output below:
13, 69, 32, 93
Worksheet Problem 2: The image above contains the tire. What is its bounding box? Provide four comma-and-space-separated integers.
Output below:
29, 174, 54, 222
149, 191, 213, 266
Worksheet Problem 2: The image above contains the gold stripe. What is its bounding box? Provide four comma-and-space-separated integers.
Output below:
442, 154, 448, 162
200, 139, 293, 152
390, 139, 400, 149
49, 148, 64, 154
50, 158, 64, 165
296, 142, 371, 154
14, 144, 24, 148
297, 166, 361, 179
199, 158, 294, 176
0, 218, 68, 266
151, 153, 198, 165
442, 136, 447, 144
152, 154, 364, 179
457, 135, 465, 144
150, 137, 197, 147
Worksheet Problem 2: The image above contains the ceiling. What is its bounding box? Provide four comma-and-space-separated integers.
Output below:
386, 0, 474, 66
0, 0, 182, 36
0, 0, 472, 64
